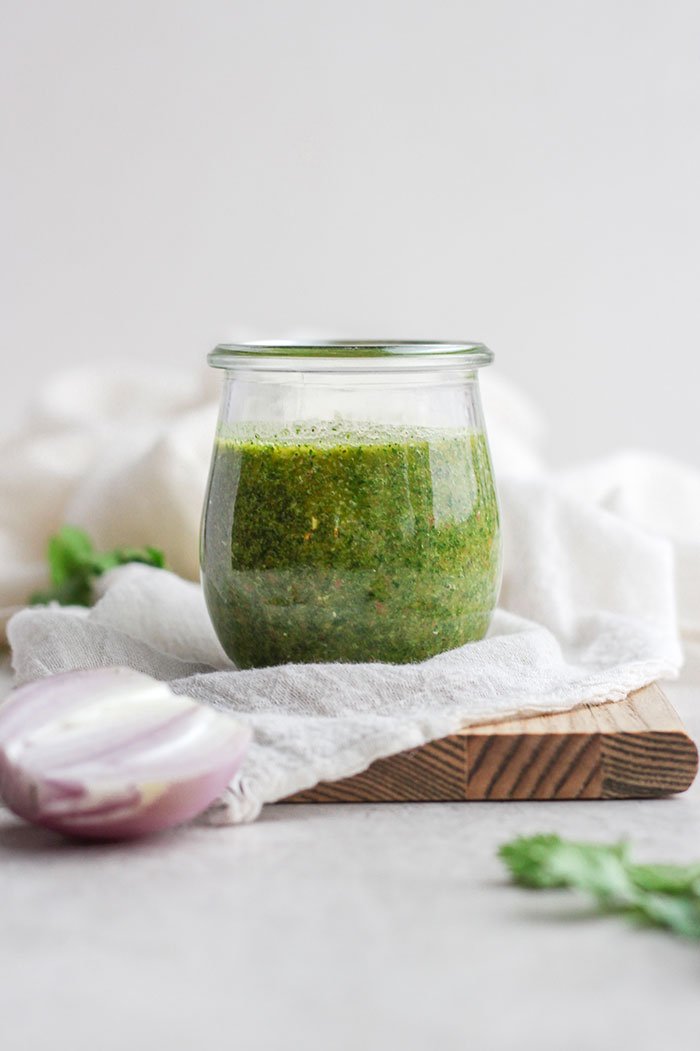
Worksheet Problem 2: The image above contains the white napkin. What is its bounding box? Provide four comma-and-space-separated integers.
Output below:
1, 364, 695, 822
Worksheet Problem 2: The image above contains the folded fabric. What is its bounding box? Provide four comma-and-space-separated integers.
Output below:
8, 468, 682, 823
559, 451, 700, 658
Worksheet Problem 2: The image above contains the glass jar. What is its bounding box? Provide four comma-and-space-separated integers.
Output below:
201, 341, 501, 669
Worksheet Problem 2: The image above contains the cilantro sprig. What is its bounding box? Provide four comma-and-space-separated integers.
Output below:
30, 526, 165, 607
500, 834, 700, 940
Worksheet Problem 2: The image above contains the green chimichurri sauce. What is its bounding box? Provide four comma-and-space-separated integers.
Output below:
201, 422, 501, 668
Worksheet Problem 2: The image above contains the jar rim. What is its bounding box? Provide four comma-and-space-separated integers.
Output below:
209, 340, 493, 370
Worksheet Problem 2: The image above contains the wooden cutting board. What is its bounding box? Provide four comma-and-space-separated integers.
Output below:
286, 683, 698, 803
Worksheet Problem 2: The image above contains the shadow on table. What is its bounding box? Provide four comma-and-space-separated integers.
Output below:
0, 813, 179, 855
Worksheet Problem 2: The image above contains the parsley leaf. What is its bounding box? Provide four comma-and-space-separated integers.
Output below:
30, 526, 165, 607
500, 834, 700, 940
629, 861, 700, 896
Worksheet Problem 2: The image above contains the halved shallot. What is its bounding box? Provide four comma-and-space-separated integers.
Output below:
0, 667, 250, 839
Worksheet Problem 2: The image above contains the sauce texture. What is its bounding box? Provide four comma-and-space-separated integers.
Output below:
201, 422, 501, 668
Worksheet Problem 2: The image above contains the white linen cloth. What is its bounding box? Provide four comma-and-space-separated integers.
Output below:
2, 365, 697, 822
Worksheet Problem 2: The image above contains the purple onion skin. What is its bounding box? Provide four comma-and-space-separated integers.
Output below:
0, 668, 251, 840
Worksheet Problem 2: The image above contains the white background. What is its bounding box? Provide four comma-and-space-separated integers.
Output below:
2, 0, 699, 464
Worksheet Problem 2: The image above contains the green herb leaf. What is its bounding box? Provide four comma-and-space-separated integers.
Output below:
500, 834, 630, 891
47, 526, 95, 587
30, 527, 166, 608
89, 546, 166, 575
629, 861, 700, 896
499, 834, 700, 940
630, 892, 700, 939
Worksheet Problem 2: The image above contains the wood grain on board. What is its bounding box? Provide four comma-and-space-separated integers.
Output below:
285, 683, 698, 804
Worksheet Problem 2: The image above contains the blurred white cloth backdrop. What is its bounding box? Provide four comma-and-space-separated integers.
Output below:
1, 365, 695, 821
0, 365, 218, 629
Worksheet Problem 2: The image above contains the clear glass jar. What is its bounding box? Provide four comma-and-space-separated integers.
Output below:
201, 341, 501, 669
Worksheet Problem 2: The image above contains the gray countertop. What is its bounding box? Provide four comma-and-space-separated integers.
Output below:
1, 666, 697, 1051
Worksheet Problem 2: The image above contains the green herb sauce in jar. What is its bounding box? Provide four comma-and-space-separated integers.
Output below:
201, 421, 501, 668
